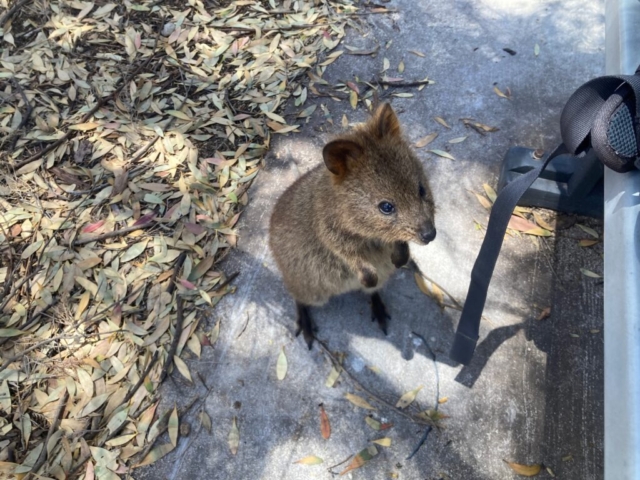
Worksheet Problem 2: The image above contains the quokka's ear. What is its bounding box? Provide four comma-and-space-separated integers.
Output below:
322, 139, 363, 178
369, 103, 401, 139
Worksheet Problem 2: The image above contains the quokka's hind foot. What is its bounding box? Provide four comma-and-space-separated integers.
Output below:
370, 292, 390, 335
295, 303, 316, 350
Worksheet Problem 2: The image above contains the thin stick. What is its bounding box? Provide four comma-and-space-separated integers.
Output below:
212, 23, 320, 33
326, 454, 354, 474
314, 339, 433, 427
166, 252, 187, 296
377, 79, 432, 88
72, 221, 154, 246
27, 390, 69, 478
6, 77, 34, 150
12, 54, 157, 170
0, 267, 42, 313
159, 296, 184, 382
122, 351, 159, 404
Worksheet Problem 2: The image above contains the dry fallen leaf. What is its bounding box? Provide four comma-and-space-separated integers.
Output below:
345, 393, 377, 410
319, 404, 331, 439
434, 117, 451, 128
493, 85, 511, 99
340, 446, 378, 476
415, 133, 438, 148
168, 406, 179, 447
428, 149, 456, 161
373, 437, 392, 447
276, 347, 288, 380
533, 212, 555, 231
508, 215, 538, 233
483, 183, 497, 203
396, 385, 423, 409
325, 366, 341, 388
577, 224, 599, 239
228, 417, 240, 455
365, 416, 382, 430
475, 193, 493, 210
536, 307, 552, 321
295, 456, 324, 465
580, 268, 602, 279
579, 239, 599, 247
504, 460, 542, 477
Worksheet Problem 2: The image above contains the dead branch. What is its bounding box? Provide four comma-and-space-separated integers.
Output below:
159, 296, 184, 382
122, 351, 160, 404
72, 221, 155, 247
4, 77, 34, 150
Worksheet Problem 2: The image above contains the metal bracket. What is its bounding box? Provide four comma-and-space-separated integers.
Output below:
498, 146, 604, 218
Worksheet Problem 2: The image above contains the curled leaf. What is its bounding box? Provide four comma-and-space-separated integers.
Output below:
396, 385, 423, 409
345, 393, 376, 410
504, 460, 542, 476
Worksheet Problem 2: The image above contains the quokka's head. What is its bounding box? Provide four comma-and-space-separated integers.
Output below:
322, 103, 436, 246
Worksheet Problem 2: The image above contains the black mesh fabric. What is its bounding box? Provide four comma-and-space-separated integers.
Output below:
608, 103, 638, 157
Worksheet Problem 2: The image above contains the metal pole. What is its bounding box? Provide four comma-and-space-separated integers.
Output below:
604, 0, 640, 478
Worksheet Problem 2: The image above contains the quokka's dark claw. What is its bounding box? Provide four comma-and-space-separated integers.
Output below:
371, 292, 390, 335
296, 303, 316, 350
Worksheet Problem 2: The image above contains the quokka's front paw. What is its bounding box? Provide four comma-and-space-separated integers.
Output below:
358, 266, 378, 288
391, 241, 410, 268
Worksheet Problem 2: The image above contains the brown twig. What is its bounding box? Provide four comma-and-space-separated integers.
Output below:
157, 250, 188, 382
0, 267, 42, 313
27, 390, 69, 478
12, 53, 157, 170
0, 0, 31, 26
166, 251, 187, 296
122, 351, 160, 404
314, 338, 433, 427
376, 79, 432, 88
326, 454, 354, 474
212, 23, 320, 33
5, 77, 34, 150
72, 221, 155, 246
159, 296, 184, 383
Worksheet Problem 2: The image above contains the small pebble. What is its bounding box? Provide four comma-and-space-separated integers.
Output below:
162, 22, 176, 37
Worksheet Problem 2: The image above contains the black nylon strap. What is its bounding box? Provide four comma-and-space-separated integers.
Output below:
451, 68, 640, 366
449, 144, 566, 365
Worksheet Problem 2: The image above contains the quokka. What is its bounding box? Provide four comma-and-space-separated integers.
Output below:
270, 103, 436, 348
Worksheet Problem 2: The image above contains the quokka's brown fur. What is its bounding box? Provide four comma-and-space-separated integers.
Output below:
269, 103, 436, 348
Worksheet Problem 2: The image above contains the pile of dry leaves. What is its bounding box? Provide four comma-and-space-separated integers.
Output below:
0, 0, 359, 477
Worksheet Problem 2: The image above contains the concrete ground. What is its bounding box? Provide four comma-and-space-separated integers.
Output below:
138, 0, 605, 478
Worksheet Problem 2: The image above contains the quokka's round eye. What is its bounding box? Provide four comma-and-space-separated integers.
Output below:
419, 183, 426, 197
378, 201, 395, 215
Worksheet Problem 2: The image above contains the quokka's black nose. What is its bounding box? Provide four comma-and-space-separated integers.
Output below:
419, 226, 436, 244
